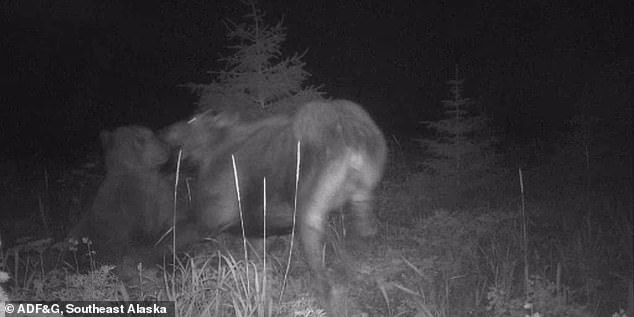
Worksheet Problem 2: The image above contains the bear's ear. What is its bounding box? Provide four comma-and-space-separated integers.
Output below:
99, 130, 112, 150
159, 121, 189, 147
209, 111, 239, 128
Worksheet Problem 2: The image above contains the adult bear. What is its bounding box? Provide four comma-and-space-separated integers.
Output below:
67, 126, 180, 277
163, 99, 387, 311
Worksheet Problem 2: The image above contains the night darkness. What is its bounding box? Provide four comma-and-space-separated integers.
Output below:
3, 0, 629, 158
1, 0, 632, 314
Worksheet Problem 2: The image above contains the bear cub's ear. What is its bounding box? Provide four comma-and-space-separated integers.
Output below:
99, 130, 112, 150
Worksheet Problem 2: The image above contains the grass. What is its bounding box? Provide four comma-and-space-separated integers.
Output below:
0, 142, 632, 317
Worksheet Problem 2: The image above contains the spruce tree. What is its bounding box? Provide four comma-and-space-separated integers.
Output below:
419, 65, 497, 205
185, 1, 323, 118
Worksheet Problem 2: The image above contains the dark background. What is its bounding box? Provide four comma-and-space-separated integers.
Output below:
2, 0, 631, 160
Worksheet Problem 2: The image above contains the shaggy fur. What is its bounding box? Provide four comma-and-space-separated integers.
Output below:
67, 126, 175, 268
163, 99, 387, 311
